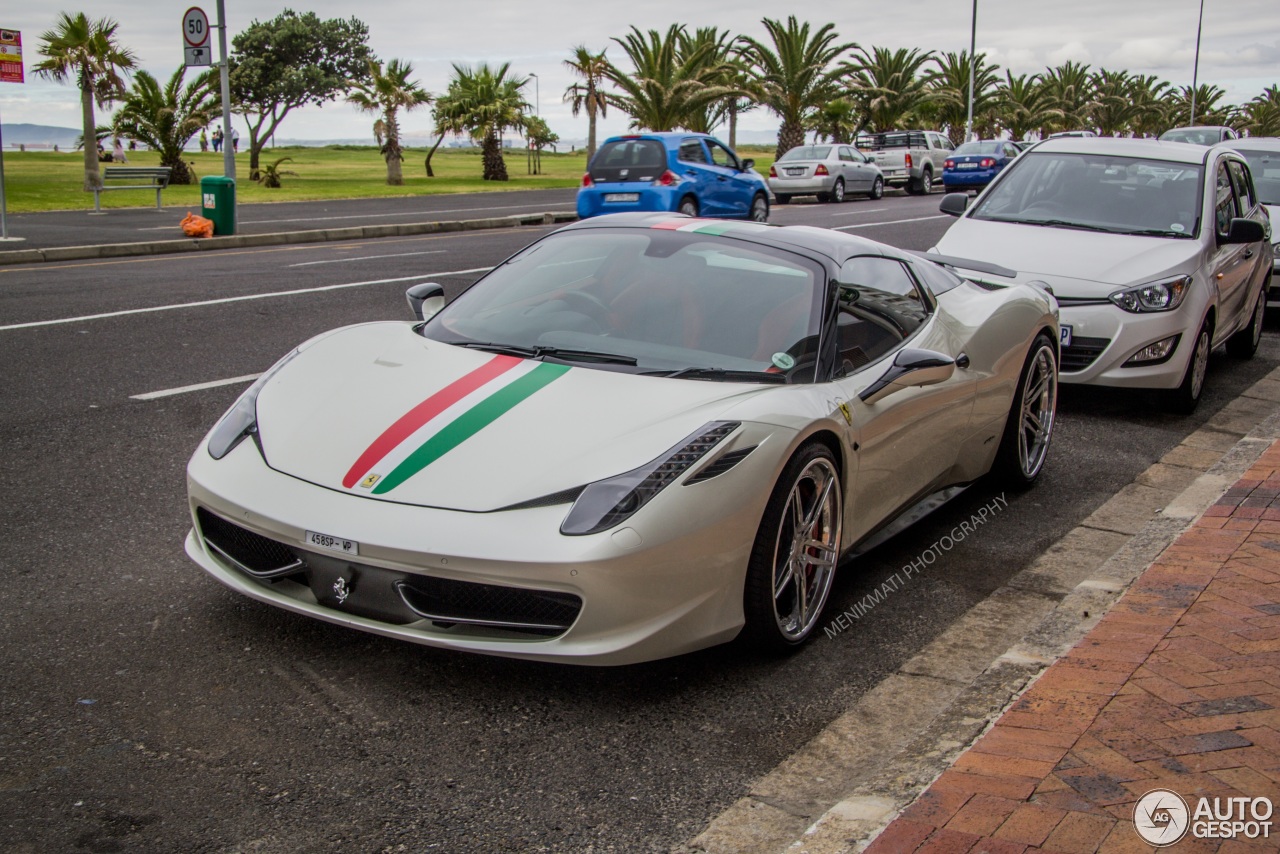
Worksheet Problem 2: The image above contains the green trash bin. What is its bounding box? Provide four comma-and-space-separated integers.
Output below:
200, 176, 236, 236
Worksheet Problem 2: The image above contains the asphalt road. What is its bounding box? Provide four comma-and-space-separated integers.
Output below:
2, 193, 1276, 852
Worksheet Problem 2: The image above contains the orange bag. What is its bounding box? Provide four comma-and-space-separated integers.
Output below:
181, 211, 215, 238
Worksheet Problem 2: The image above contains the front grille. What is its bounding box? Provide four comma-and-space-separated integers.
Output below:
1061, 335, 1110, 372
396, 575, 582, 635
197, 508, 302, 577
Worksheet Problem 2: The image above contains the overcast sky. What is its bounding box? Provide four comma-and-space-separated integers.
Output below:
2, 0, 1277, 143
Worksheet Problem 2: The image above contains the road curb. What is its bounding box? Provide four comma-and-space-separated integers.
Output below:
0, 211, 579, 266
682, 369, 1280, 854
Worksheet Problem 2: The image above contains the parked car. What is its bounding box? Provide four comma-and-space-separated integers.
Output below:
942, 140, 1022, 193
185, 212, 1059, 664
577, 133, 769, 222
1048, 130, 1097, 139
934, 137, 1273, 413
1215, 137, 1280, 300
768, 144, 885, 203
1160, 126, 1239, 146
862, 130, 954, 194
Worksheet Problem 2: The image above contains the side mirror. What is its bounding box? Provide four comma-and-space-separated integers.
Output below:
1221, 217, 1266, 245
406, 282, 445, 321
859, 348, 955, 405
741, 158, 755, 171
939, 193, 970, 217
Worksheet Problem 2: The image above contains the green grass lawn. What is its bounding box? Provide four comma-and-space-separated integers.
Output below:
0, 144, 779, 213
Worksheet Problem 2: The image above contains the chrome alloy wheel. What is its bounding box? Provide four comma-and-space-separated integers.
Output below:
1017, 342, 1058, 479
1190, 326, 1210, 400
770, 457, 842, 641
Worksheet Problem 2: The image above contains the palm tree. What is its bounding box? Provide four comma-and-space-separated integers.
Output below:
676, 27, 739, 135
562, 45, 609, 162
347, 58, 432, 186
737, 16, 855, 159
111, 66, 219, 185
603, 25, 737, 132
928, 51, 1000, 145
1166, 83, 1232, 127
844, 46, 935, 134
33, 12, 137, 191
1238, 85, 1280, 137
1127, 74, 1172, 138
994, 72, 1059, 141
807, 97, 860, 144
423, 104, 465, 178
1089, 69, 1139, 136
435, 63, 529, 181
1041, 61, 1096, 134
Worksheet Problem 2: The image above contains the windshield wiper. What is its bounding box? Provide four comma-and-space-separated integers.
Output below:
646, 367, 787, 383
1013, 218, 1118, 233
453, 341, 636, 365
1118, 228, 1194, 238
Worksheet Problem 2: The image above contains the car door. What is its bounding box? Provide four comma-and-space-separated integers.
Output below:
676, 138, 721, 216
829, 255, 976, 544
1208, 158, 1254, 339
704, 138, 753, 216
839, 146, 870, 191
930, 133, 954, 172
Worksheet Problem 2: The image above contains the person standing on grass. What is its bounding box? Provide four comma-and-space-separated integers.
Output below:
112, 137, 127, 163
200, 130, 208, 152
212, 127, 222, 153
231, 127, 239, 153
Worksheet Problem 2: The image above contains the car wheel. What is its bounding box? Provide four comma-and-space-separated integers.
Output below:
993, 334, 1058, 488
749, 193, 769, 222
868, 177, 883, 200
830, 179, 845, 203
919, 169, 933, 194
1226, 285, 1266, 359
1167, 318, 1212, 414
678, 196, 699, 217
775, 194, 791, 205
742, 443, 842, 652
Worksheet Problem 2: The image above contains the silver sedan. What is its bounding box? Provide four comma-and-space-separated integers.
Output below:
769, 144, 885, 204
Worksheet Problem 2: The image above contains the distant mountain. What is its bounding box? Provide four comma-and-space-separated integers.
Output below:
2, 123, 80, 148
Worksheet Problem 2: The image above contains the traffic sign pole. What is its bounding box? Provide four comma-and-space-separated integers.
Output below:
215, 0, 234, 181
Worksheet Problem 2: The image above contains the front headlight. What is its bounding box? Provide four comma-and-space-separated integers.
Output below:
560, 422, 739, 536
206, 349, 300, 460
1109, 275, 1191, 313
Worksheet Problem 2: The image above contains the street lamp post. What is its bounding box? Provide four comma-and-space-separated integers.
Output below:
529, 72, 539, 117
1189, 0, 1205, 124
964, 0, 978, 144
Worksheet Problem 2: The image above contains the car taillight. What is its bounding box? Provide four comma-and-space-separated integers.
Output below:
769, 165, 777, 177
980, 158, 995, 168
944, 159, 954, 169
581, 173, 593, 187
905, 153, 913, 168
815, 164, 829, 176
654, 170, 678, 186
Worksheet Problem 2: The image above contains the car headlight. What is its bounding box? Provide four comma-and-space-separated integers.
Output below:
560, 422, 739, 536
1109, 276, 1191, 313
206, 349, 300, 460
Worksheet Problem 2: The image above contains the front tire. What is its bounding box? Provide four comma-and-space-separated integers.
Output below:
742, 444, 842, 652
830, 178, 845, 204
868, 177, 884, 200
1167, 318, 1212, 414
749, 193, 769, 222
678, 196, 699, 217
1227, 285, 1266, 359
993, 334, 1058, 487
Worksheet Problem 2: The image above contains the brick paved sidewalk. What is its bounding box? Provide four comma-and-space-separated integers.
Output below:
867, 441, 1280, 853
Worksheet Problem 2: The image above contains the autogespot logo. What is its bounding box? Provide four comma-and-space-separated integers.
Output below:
1134, 789, 1190, 846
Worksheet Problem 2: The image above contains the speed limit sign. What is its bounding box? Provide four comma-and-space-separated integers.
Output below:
182, 7, 210, 66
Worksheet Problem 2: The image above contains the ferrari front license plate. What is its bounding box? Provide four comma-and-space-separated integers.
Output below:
1060, 324, 1073, 347
305, 530, 359, 556
604, 193, 639, 202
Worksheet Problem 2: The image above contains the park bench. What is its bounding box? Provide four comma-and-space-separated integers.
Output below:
92, 166, 172, 213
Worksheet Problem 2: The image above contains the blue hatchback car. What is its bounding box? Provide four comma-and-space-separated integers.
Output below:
577, 132, 771, 221
941, 140, 1022, 193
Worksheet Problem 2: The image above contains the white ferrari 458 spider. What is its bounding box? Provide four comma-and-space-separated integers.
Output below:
185, 212, 1059, 664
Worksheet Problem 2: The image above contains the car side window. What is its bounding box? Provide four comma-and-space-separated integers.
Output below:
833, 256, 931, 376
678, 140, 709, 165
705, 139, 739, 170
1215, 162, 1239, 238
1228, 160, 1257, 211
838, 146, 855, 162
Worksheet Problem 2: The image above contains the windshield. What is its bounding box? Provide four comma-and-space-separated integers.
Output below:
423, 229, 824, 382
954, 142, 1004, 156
969, 151, 1204, 238
779, 146, 832, 162
1235, 148, 1280, 205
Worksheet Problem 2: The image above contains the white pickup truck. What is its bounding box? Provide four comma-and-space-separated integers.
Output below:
859, 131, 955, 194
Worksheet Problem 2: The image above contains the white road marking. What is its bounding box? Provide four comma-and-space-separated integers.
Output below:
133, 202, 564, 230
0, 267, 492, 332
288, 249, 445, 268
828, 207, 887, 217
833, 215, 948, 231
131, 373, 262, 400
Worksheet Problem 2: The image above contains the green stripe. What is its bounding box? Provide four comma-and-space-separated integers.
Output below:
372, 362, 570, 494
693, 222, 737, 236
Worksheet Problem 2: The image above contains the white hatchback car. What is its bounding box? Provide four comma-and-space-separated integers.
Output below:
934, 137, 1273, 412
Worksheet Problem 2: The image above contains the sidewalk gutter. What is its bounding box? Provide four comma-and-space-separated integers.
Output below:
681, 370, 1280, 854
0, 211, 579, 266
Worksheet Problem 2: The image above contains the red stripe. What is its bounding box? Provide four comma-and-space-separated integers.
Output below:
341, 354, 521, 488
651, 220, 690, 230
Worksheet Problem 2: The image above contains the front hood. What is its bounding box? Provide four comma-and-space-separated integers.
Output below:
254, 324, 766, 511
937, 218, 1205, 297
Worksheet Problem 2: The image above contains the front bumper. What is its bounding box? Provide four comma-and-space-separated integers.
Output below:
185, 429, 784, 665
1057, 300, 1203, 389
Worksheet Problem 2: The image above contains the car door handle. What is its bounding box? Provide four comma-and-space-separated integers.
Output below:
1243, 248, 1255, 259
685, 170, 697, 177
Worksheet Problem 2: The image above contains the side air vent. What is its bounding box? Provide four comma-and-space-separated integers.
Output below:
685, 446, 757, 485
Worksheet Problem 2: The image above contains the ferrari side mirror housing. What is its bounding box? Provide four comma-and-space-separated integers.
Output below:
406, 282, 445, 321
859, 348, 956, 405
939, 193, 969, 217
